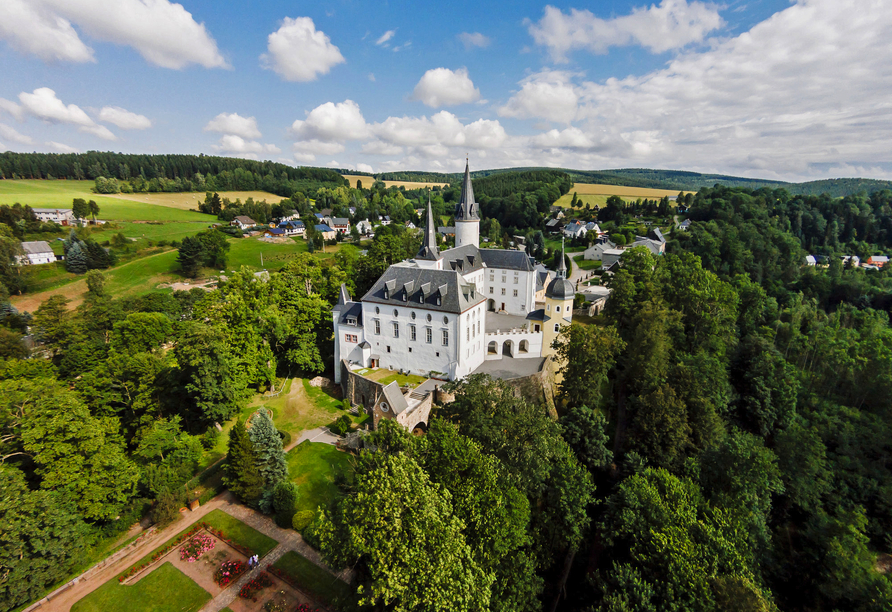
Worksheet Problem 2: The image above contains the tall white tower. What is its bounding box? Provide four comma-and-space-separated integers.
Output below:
454, 160, 480, 248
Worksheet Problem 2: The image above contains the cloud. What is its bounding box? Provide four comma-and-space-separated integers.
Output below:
261, 17, 345, 82
0, 99, 24, 121
203, 112, 261, 139
46, 141, 79, 153
412, 67, 481, 108
368, 73, 376, 82
373, 111, 506, 150
497, 70, 580, 124
0, 0, 94, 63
528, 1, 724, 61
211, 135, 280, 156
356, 163, 374, 173
24, 0, 228, 69
361, 141, 404, 156
458, 32, 490, 49
0, 123, 34, 145
289, 100, 370, 142
292, 140, 345, 156
375, 29, 396, 46
293, 152, 317, 164
15, 87, 117, 140
98, 106, 151, 130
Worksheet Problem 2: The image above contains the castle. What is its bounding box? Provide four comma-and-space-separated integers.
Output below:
333, 162, 574, 385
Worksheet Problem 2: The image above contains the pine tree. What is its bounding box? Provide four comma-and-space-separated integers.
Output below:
177, 235, 206, 278
65, 242, 88, 274
223, 420, 264, 504
272, 481, 298, 527
248, 410, 288, 489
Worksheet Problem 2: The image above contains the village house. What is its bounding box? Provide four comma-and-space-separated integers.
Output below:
331, 217, 350, 234
866, 255, 888, 268
278, 220, 305, 236
33, 208, 75, 226
16, 241, 55, 265
231, 215, 257, 230
563, 221, 587, 239
583, 239, 617, 261
355, 219, 373, 235
545, 218, 564, 234
315, 224, 336, 241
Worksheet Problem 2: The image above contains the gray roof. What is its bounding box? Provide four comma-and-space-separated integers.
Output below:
454, 161, 480, 221
438, 226, 455, 235
649, 227, 666, 243
21, 241, 53, 255
233, 215, 256, 224
331, 217, 349, 225
441, 244, 484, 274
337, 302, 363, 325
546, 276, 575, 299
479, 248, 535, 271
381, 382, 409, 415
362, 265, 483, 314
629, 238, 662, 255
416, 198, 440, 261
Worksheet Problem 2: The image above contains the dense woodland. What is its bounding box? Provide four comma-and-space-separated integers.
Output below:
0, 170, 891, 611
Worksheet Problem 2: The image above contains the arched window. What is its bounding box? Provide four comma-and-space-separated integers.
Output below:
519, 340, 529, 353
488, 341, 498, 354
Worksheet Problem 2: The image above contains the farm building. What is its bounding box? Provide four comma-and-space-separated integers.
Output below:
231, 216, 257, 230
16, 241, 55, 265
33, 208, 75, 226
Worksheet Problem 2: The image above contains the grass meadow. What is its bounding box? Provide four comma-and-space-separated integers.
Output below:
553, 183, 693, 210
342, 174, 448, 190
105, 190, 286, 211
285, 442, 353, 516
70, 563, 210, 612
272, 550, 353, 606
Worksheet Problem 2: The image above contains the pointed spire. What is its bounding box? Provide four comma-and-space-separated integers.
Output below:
416, 190, 440, 261
455, 159, 479, 221
556, 237, 567, 278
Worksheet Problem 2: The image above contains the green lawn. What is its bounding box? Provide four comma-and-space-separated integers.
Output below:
0, 180, 215, 221
573, 255, 601, 271
286, 442, 353, 515
71, 562, 210, 612
201, 509, 278, 557
272, 551, 353, 606
113, 221, 213, 242
372, 372, 427, 388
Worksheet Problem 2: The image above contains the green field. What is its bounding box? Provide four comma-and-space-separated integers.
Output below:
0, 180, 216, 222
286, 442, 353, 515
201, 509, 278, 557
71, 562, 210, 612
272, 551, 353, 606
574, 254, 601, 271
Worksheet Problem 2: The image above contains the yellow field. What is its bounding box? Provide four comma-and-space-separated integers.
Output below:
342, 175, 448, 190
568, 183, 691, 198
105, 190, 286, 211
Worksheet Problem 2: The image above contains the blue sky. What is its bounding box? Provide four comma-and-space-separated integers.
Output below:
1, 0, 891, 182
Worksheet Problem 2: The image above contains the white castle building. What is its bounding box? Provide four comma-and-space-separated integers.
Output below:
333, 162, 575, 384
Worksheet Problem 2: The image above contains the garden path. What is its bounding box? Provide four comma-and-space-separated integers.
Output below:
292, 426, 340, 448
199, 543, 288, 612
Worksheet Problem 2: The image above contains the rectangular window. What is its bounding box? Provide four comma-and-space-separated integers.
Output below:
554, 324, 560, 332
387, 346, 391, 353
501, 288, 506, 295
477, 321, 480, 334
489, 273, 494, 281
345, 334, 357, 343
489, 287, 493, 294
467, 328, 470, 341
442, 330, 449, 346
374, 319, 380, 334
514, 276, 518, 284
502, 275, 506, 283
513, 289, 518, 297
410, 325, 416, 341
426, 328, 432, 344
392, 322, 399, 338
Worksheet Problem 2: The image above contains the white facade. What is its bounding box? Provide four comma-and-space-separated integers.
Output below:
455, 220, 479, 249
33, 208, 74, 225
483, 264, 536, 315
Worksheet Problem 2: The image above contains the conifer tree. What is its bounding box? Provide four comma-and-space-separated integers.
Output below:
65, 242, 88, 274
248, 410, 288, 489
224, 420, 264, 504
273, 481, 298, 527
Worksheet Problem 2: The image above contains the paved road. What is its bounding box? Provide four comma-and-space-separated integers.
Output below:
293, 426, 340, 448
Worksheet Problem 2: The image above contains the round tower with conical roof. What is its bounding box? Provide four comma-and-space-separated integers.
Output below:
542, 240, 574, 357
454, 160, 480, 248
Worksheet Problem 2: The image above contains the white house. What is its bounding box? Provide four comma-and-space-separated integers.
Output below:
16, 241, 55, 265
804, 255, 817, 266
355, 220, 373, 235
278, 220, 305, 236
315, 224, 336, 241
583, 239, 616, 261
33, 208, 75, 226
333, 162, 574, 384
563, 221, 587, 239
231, 216, 257, 230
331, 218, 350, 234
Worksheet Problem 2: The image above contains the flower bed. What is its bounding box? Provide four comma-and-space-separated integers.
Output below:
214, 560, 246, 586
180, 533, 215, 562
118, 520, 257, 584
238, 572, 274, 601
295, 604, 321, 612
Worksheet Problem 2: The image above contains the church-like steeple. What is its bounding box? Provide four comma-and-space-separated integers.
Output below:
416, 192, 440, 261
556, 238, 567, 278
454, 160, 479, 221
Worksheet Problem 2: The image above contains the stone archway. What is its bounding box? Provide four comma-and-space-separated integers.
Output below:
487, 341, 498, 355
519, 339, 529, 354
487, 299, 496, 312
502, 339, 514, 357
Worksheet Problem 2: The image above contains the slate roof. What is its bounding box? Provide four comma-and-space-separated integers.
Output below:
381, 382, 409, 415
279, 220, 305, 228
331, 217, 350, 226
454, 161, 480, 221
361, 265, 484, 314
479, 248, 535, 271
438, 226, 455, 235
649, 227, 666, 243
20, 240, 53, 255
416, 199, 440, 261
441, 244, 484, 273
264, 228, 285, 235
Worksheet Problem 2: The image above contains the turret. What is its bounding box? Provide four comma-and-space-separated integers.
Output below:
415, 193, 442, 269
541, 240, 574, 357
454, 160, 480, 248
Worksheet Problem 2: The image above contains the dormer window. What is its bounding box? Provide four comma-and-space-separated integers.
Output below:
403, 292, 407, 302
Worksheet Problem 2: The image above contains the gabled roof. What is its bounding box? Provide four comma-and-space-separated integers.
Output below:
479, 248, 535, 271
381, 382, 409, 415
233, 215, 256, 224
441, 244, 483, 273
362, 265, 483, 314
315, 224, 334, 232
264, 228, 285, 235
331, 217, 350, 225
20, 240, 53, 255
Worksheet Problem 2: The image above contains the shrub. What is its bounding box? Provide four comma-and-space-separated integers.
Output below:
238, 572, 273, 600
201, 427, 220, 450
277, 429, 292, 448
329, 415, 352, 436
273, 482, 298, 528
292, 510, 315, 532
213, 560, 246, 586
152, 489, 184, 527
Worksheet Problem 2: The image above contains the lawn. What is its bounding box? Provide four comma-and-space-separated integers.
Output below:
201, 509, 278, 557
272, 551, 353, 607
286, 442, 353, 515
365, 369, 427, 388
105, 190, 286, 211
574, 255, 601, 271
71, 562, 210, 612
248, 378, 361, 439
0, 180, 215, 221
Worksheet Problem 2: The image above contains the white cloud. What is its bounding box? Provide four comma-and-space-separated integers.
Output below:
211, 135, 280, 155
412, 67, 481, 108
373, 111, 506, 149
0, 0, 94, 63
79, 123, 117, 140
528, 1, 724, 61
203, 112, 261, 139
0, 123, 34, 145
368, 73, 376, 82
293, 152, 316, 164
0, 99, 24, 121
46, 141, 79, 153
292, 140, 345, 156
356, 163, 374, 173
261, 17, 344, 82
289, 100, 370, 142
361, 141, 404, 156
98, 106, 151, 130
375, 29, 396, 46
31, 0, 228, 69
19, 87, 93, 126
497, 70, 580, 124
458, 32, 490, 49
